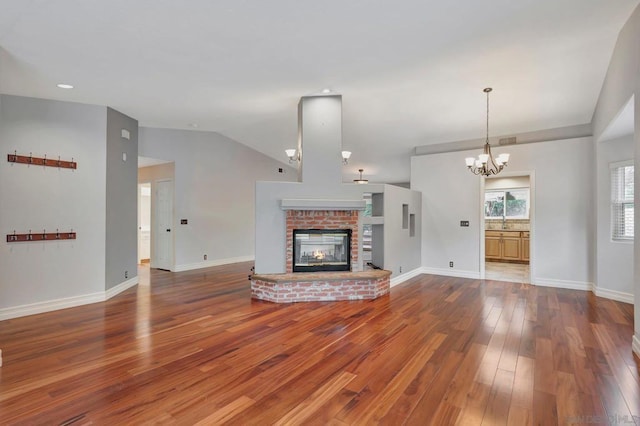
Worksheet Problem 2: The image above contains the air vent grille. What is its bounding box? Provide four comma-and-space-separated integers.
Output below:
498, 136, 517, 146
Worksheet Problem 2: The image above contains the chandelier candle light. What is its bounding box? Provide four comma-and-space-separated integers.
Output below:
465, 88, 510, 176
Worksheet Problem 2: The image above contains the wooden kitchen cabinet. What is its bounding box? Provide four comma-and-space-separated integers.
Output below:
522, 232, 530, 261
485, 230, 529, 263
485, 234, 502, 260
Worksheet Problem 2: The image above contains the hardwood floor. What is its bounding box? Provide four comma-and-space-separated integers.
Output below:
1, 262, 638, 425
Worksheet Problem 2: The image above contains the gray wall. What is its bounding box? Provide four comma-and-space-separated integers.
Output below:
138, 127, 295, 271
591, 3, 640, 349
105, 108, 138, 290
595, 135, 634, 301
0, 95, 107, 312
382, 184, 422, 276
412, 137, 595, 287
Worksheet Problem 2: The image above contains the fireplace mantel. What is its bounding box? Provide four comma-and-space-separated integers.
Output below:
280, 199, 366, 211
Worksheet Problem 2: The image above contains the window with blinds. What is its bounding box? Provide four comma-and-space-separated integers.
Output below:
611, 161, 634, 241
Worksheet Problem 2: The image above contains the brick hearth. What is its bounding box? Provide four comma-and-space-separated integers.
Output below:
251, 270, 391, 303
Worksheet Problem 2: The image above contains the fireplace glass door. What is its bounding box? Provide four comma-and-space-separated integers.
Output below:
293, 229, 351, 272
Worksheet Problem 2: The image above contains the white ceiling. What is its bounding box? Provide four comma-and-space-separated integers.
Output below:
1, 0, 637, 183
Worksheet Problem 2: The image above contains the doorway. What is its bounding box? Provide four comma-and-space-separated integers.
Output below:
480, 173, 533, 284
138, 183, 151, 264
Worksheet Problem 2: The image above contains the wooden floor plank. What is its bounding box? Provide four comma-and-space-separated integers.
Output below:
0, 262, 637, 424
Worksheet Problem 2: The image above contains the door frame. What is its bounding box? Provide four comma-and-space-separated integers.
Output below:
479, 170, 535, 282
152, 178, 175, 271
138, 182, 152, 264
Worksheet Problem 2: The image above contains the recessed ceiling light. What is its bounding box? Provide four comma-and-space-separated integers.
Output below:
56, 83, 74, 89
322, 88, 331, 94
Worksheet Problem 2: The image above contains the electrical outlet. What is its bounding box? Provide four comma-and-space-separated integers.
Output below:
125, 270, 128, 279
204, 254, 207, 260
449, 261, 454, 268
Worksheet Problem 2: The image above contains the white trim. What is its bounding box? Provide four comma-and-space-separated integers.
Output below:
106, 277, 138, 300
632, 335, 640, 359
593, 286, 634, 304
173, 255, 255, 272
280, 199, 366, 210
0, 292, 104, 321
421, 267, 481, 280
533, 277, 593, 292
390, 267, 424, 287
610, 159, 634, 169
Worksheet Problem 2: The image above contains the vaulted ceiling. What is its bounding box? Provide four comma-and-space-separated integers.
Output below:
1, 0, 638, 183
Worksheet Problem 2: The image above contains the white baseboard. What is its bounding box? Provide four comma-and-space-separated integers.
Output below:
421, 267, 481, 280
390, 267, 424, 287
0, 277, 139, 321
106, 277, 138, 300
593, 286, 634, 304
533, 277, 593, 292
0, 291, 104, 321
173, 255, 255, 272
632, 335, 640, 359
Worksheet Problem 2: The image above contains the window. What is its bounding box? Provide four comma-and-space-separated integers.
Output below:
611, 161, 634, 241
484, 189, 529, 219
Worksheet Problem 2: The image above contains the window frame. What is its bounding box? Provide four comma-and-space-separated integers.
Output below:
610, 160, 634, 242
484, 188, 530, 220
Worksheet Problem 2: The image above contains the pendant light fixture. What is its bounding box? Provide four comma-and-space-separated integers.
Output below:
354, 169, 368, 184
465, 88, 510, 176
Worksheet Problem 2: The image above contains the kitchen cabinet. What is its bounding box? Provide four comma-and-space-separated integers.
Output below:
485, 230, 529, 263
522, 232, 530, 261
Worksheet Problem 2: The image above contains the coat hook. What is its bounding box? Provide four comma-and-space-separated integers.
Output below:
42, 229, 47, 240
12, 230, 17, 242
57, 155, 61, 167
27, 229, 32, 241
29, 152, 33, 164
43, 154, 47, 166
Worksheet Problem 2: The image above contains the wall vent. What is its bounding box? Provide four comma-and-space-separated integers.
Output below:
498, 136, 517, 145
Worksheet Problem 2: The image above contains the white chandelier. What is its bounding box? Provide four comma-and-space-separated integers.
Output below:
465, 88, 510, 176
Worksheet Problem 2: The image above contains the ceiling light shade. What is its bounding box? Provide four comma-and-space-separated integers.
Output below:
285, 149, 298, 163
354, 168, 368, 184
56, 83, 74, 89
465, 88, 510, 177
341, 150, 352, 164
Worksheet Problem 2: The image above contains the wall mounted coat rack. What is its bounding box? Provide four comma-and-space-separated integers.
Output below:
6, 230, 76, 243
7, 152, 77, 169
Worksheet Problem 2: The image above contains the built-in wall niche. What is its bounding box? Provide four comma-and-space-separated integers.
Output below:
363, 192, 385, 270
402, 204, 409, 229
409, 214, 416, 237
372, 193, 384, 217
371, 224, 384, 267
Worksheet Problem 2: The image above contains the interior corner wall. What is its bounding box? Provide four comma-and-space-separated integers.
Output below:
592, 5, 640, 141
105, 108, 138, 290
411, 137, 595, 286
595, 135, 634, 300
138, 127, 296, 270
591, 3, 640, 346
0, 94, 107, 312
